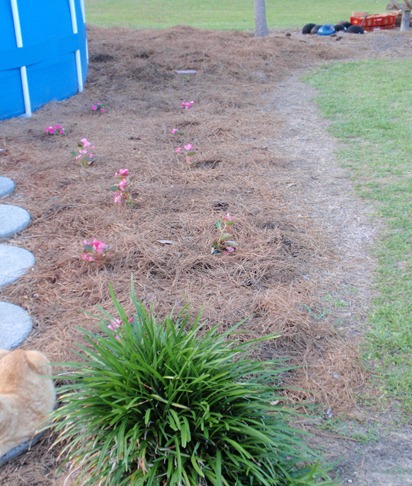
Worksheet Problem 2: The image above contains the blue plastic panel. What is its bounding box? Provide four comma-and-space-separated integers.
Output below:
0, 0, 88, 120
0, 69, 25, 119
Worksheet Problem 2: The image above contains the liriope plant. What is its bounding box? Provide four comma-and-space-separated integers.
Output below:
52, 281, 330, 485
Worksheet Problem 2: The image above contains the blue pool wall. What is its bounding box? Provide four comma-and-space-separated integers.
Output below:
0, 0, 88, 120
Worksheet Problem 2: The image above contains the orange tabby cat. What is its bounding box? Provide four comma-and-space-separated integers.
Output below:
0, 349, 56, 457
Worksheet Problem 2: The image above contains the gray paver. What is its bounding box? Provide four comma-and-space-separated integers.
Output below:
0, 177, 15, 198
0, 244, 35, 287
0, 301, 33, 350
0, 204, 31, 239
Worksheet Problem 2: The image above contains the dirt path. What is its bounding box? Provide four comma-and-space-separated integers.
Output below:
270, 67, 412, 486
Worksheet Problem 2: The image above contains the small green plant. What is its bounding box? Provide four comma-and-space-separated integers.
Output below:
211, 212, 238, 255
110, 168, 136, 206
52, 282, 329, 485
72, 138, 95, 167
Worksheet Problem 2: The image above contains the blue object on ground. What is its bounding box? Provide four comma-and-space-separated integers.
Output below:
0, 0, 88, 120
318, 24, 337, 36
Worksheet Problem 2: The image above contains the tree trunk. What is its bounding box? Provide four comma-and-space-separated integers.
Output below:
254, 0, 269, 37
400, 9, 411, 31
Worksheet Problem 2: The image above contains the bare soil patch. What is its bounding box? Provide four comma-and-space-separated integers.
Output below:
0, 26, 411, 484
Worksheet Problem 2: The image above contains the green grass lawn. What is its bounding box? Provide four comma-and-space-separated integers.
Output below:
84, 0, 387, 30
306, 60, 412, 412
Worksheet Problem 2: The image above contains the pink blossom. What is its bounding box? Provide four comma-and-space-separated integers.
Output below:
119, 179, 128, 190
45, 124, 65, 135
82, 239, 109, 261
223, 212, 233, 222
225, 246, 235, 253
108, 318, 122, 331
115, 168, 129, 177
91, 105, 97, 111
113, 192, 123, 204
108, 318, 123, 341
180, 100, 195, 110
91, 239, 107, 254
80, 138, 91, 148
175, 147, 182, 153
171, 128, 178, 134
184, 143, 194, 151
100, 108, 105, 113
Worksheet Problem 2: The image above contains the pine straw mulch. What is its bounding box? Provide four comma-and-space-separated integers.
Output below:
2, 25, 408, 484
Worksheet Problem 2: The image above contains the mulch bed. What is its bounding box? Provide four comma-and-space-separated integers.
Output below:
2, 25, 405, 484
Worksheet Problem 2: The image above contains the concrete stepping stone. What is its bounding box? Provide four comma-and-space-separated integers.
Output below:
0, 301, 33, 349
0, 204, 31, 239
0, 244, 35, 287
0, 177, 15, 198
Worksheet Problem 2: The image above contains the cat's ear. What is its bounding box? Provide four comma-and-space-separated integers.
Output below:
25, 351, 52, 376
0, 350, 9, 361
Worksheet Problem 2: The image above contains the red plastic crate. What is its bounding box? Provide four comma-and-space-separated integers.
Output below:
350, 13, 397, 31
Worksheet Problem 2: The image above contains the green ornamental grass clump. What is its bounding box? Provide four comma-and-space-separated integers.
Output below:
52, 283, 328, 485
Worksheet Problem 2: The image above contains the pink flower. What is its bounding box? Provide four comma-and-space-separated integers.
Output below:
91, 239, 107, 254
115, 168, 129, 177
180, 100, 195, 110
80, 138, 91, 148
91, 105, 97, 111
223, 212, 233, 222
107, 318, 124, 341
171, 128, 178, 134
108, 318, 122, 331
119, 178, 128, 190
100, 108, 105, 113
45, 124, 65, 135
175, 147, 182, 153
113, 192, 123, 204
225, 246, 235, 253
184, 143, 194, 151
